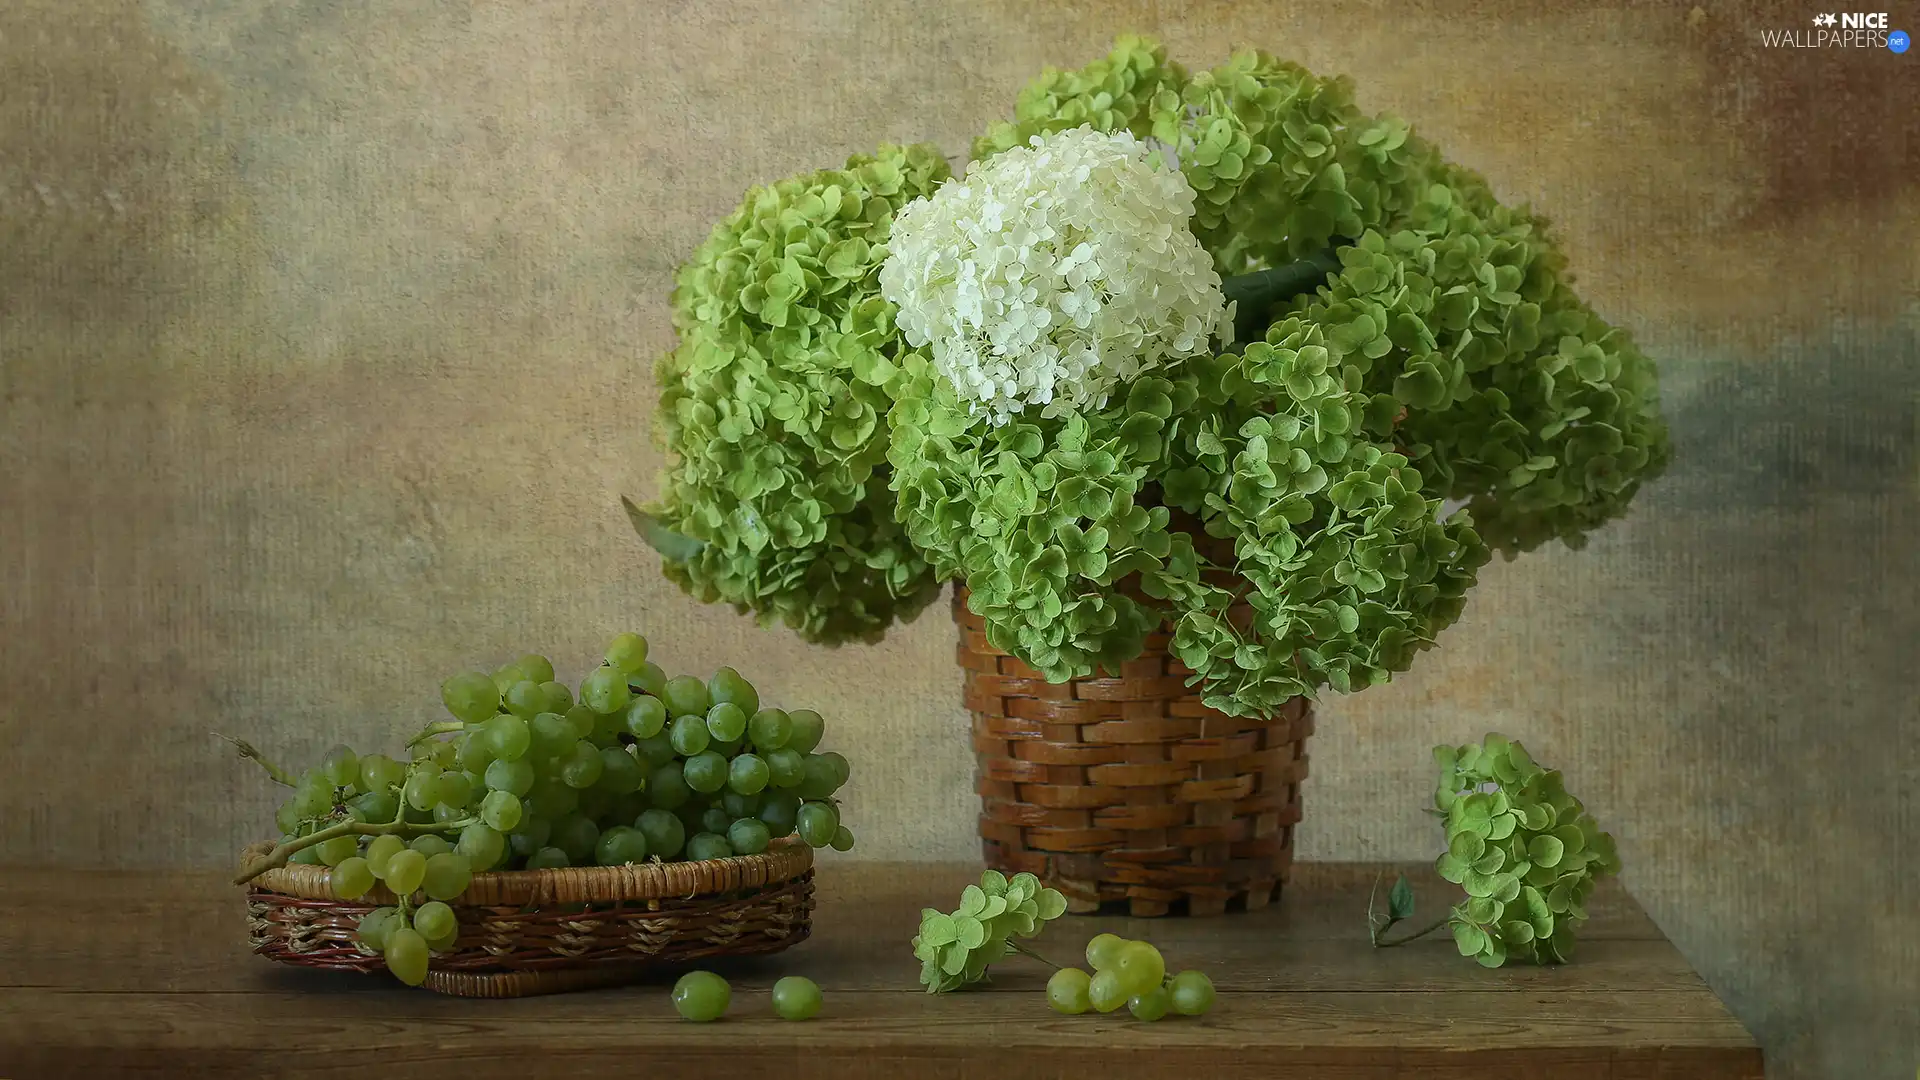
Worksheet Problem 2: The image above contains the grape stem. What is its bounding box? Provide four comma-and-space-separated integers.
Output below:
212, 733, 297, 788
1007, 939, 1062, 971
232, 816, 478, 886
406, 720, 464, 748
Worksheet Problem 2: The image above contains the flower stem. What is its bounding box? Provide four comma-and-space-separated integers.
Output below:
233, 817, 477, 886
1220, 242, 1347, 348
1008, 939, 1062, 970
1374, 915, 1451, 948
212, 733, 297, 788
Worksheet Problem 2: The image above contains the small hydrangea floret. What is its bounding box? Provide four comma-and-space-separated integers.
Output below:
880, 126, 1231, 426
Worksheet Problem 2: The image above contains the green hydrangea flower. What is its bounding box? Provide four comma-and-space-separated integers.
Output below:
1432, 734, 1620, 966
650, 144, 952, 643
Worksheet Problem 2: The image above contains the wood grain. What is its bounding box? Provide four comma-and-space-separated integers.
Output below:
0, 861, 1761, 1079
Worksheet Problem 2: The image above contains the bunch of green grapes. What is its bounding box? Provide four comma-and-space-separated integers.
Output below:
248, 633, 855, 987
1046, 934, 1216, 1021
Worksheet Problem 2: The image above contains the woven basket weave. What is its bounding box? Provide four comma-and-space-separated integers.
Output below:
244, 836, 813, 997
956, 586, 1313, 918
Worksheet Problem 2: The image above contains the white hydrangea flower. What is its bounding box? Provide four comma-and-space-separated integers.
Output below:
879, 126, 1231, 426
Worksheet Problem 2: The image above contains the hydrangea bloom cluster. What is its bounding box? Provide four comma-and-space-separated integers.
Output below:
649, 144, 952, 644
880, 127, 1230, 426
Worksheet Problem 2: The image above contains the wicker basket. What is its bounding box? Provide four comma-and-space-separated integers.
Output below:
956, 587, 1313, 918
244, 835, 814, 997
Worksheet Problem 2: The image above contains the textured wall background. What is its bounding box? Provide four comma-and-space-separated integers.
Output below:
1, 1, 1914, 1076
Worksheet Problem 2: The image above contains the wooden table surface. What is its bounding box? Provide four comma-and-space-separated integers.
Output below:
0, 861, 1761, 1079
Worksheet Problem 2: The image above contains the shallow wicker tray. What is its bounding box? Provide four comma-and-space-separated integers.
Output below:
244, 836, 814, 997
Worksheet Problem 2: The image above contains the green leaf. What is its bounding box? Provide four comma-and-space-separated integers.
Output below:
622, 497, 706, 562
1388, 875, 1415, 921
958, 885, 986, 917
1034, 887, 1068, 921
980, 869, 1009, 896
954, 916, 986, 950
1451, 921, 1487, 956
919, 913, 957, 947
1528, 834, 1566, 869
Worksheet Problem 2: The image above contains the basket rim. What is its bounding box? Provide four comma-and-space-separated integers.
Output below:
243, 835, 814, 905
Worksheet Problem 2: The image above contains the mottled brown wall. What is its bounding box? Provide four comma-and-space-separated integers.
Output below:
1, 1, 1914, 1076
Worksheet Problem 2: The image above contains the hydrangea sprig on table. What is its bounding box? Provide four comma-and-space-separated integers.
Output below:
633, 36, 1670, 721
1368, 733, 1620, 967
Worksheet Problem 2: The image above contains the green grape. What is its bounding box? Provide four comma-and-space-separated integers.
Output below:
821, 751, 850, 788
661, 675, 710, 718
484, 756, 535, 797
490, 664, 529, 695
1169, 970, 1216, 1016
795, 802, 839, 848
454, 732, 495, 773
1128, 985, 1171, 1022
598, 746, 645, 794
385, 849, 427, 895
710, 734, 743, 758
408, 834, 454, 857
726, 753, 770, 796
287, 844, 322, 865
757, 792, 800, 837
597, 825, 651, 866
706, 666, 760, 718
527, 777, 578, 819
559, 741, 605, 789
672, 970, 730, 1022
668, 714, 710, 757
516, 654, 555, 685
705, 702, 748, 743
365, 834, 406, 878
480, 789, 523, 832
538, 680, 573, 715
605, 632, 649, 673
1047, 967, 1093, 1014
384, 927, 430, 986
274, 801, 300, 834
430, 739, 460, 768
525, 846, 569, 870
786, 709, 825, 754
413, 900, 457, 943
765, 748, 805, 788
634, 807, 687, 858
528, 712, 574, 759
683, 751, 728, 795
646, 764, 691, 810
562, 704, 598, 741
359, 754, 407, 794
1088, 968, 1128, 1013
698, 806, 732, 835
402, 801, 436, 825
630, 661, 668, 700
748, 710, 791, 752
321, 745, 359, 788
623, 695, 668, 739
577, 784, 615, 824
433, 770, 474, 809
829, 825, 855, 852
504, 679, 546, 720
441, 672, 500, 724
356, 907, 398, 951
330, 856, 375, 899
316, 834, 359, 867
797, 754, 842, 800
727, 817, 771, 855
289, 776, 333, 818
770, 975, 821, 1021
552, 814, 600, 864
482, 714, 531, 762
633, 732, 677, 769
508, 815, 552, 856
347, 790, 399, 825
721, 790, 762, 819
1114, 941, 1166, 996
432, 803, 467, 825
580, 666, 633, 714
1085, 932, 1126, 972
685, 832, 733, 862
455, 823, 506, 871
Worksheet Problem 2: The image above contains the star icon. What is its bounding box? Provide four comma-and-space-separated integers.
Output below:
1813, 12, 1837, 26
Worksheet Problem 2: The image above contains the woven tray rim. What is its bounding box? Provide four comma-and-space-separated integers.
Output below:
242, 834, 814, 905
